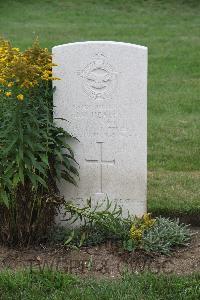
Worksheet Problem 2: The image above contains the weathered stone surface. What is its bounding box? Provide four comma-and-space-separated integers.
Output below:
53, 41, 147, 217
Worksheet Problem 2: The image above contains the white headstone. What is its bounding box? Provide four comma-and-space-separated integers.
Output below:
53, 41, 147, 217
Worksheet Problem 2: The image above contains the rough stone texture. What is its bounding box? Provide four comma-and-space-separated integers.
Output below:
53, 41, 147, 217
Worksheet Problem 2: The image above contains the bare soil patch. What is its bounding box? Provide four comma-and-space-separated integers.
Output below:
0, 228, 199, 278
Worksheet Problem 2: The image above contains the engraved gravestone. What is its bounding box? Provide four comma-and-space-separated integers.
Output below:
53, 41, 147, 217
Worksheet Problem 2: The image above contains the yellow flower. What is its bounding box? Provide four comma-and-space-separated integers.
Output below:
5, 91, 12, 97
0, 89, 2, 93
129, 213, 156, 242
0, 38, 60, 91
142, 213, 156, 228
130, 224, 143, 240
17, 94, 24, 101
51, 77, 61, 80
7, 82, 14, 88
0, 78, 6, 85
12, 47, 20, 51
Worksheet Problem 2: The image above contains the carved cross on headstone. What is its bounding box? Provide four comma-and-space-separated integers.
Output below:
85, 142, 115, 194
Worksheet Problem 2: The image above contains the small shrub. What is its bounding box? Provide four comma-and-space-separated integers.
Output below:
141, 217, 191, 254
62, 199, 191, 254
62, 199, 130, 247
0, 38, 78, 245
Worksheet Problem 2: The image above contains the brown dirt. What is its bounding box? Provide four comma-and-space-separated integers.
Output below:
0, 228, 199, 279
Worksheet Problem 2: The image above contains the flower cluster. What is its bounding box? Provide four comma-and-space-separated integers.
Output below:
130, 213, 156, 241
0, 38, 59, 101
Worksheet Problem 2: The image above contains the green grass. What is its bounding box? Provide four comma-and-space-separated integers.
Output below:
148, 171, 200, 224
0, 0, 200, 219
0, 270, 199, 300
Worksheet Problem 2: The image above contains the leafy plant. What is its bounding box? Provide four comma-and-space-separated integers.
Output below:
61, 199, 191, 255
0, 39, 78, 245
63, 198, 130, 247
141, 217, 191, 254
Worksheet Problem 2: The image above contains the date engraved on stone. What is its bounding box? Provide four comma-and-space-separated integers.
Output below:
78, 53, 117, 100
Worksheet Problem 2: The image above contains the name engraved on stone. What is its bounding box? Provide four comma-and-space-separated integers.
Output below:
85, 142, 115, 194
78, 53, 117, 100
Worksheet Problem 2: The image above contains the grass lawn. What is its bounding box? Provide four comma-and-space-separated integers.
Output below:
0, 1, 199, 218
0, 270, 199, 300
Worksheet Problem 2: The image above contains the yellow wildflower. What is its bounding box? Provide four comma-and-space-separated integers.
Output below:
130, 225, 143, 240
7, 82, 14, 88
5, 91, 12, 97
142, 213, 156, 228
51, 77, 61, 80
0, 37, 60, 93
17, 94, 24, 101
0, 78, 6, 85
12, 47, 20, 52
130, 213, 156, 242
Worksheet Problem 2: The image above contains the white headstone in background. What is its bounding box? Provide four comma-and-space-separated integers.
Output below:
53, 41, 147, 217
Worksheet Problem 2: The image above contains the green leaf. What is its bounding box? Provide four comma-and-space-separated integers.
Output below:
64, 230, 75, 245
79, 231, 86, 247
39, 154, 49, 167
3, 135, 18, 155
19, 144, 24, 160
61, 171, 77, 186
35, 174, 48, 189
18, 165, 24, 184
13, 174, 20, 187
27, 173, 38, 190
0, 191, 10, 208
